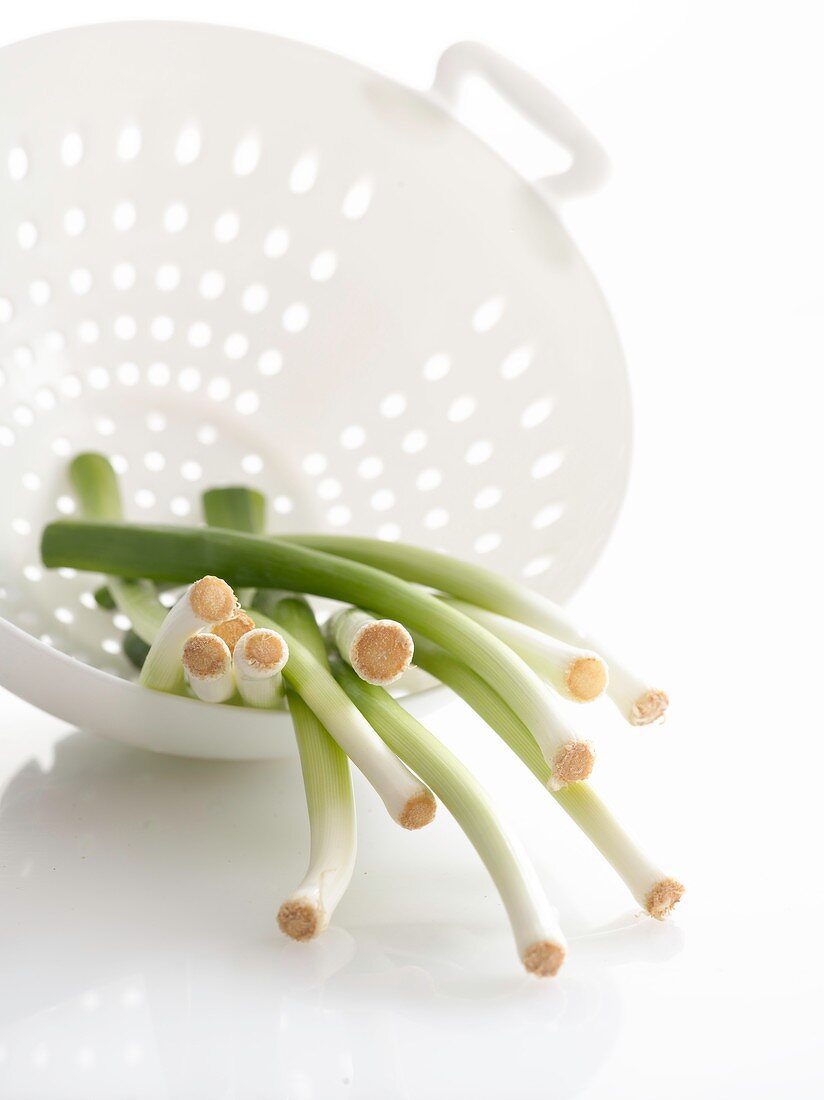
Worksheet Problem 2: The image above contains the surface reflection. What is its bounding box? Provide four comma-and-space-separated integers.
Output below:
0, 731, 683, 1099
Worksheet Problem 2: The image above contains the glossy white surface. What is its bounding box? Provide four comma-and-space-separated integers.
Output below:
2, 2, 824, 1097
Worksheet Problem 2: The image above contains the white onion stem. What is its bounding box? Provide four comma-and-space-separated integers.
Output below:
441, 598, 608, 702
233, 627, 288, 709
182, 633, 235, 703
327, 607, 414, 686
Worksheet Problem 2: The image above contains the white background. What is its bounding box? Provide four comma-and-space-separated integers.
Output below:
1, 2, 822, 1097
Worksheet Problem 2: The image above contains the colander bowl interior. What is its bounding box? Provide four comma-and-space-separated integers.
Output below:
0, 23, 630, 757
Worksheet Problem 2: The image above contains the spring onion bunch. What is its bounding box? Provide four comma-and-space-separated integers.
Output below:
39, 468, 684, 977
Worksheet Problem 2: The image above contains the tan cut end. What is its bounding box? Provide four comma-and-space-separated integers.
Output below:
351, 620, 414, 686
645, 878, 685, 920
277, 898, 321, 941
552, 740, 595, 785
566, 656, 608, 702
189, 575, 237, 624
630, 689, 669, 726
212, 611, 255, 653
522, 940, 566, 978
238, 628, 287, 673
183, 633, 231, 680
398, 788, 437, 830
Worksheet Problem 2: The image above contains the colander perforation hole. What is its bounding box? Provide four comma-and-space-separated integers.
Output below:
289, 151, 319, 194
358, 456, 383, 480
317, 477, 342, 501
0, 298, 13, 324
60, 132, 84, 168
327, 505, 352, 527
521, 397, 553, 429
113, 263, 137, 290
282, 302, 309, 333
87, 367, 109, 390
69, 268, 93, 295
447, 395, 476, 423
175, 125, 202, 166
402, 429, 427, 454
188, 322, 212, 348
28, 279, 51, 306
340, 424, 365, 450
532, 503, 565, 530
465, 440, 493, 465
473, 486, 502, 510
215, 210, 240, 243
164, 202, 188, 233
474, 532, 502, 554
523, 556, 553, 578
258, 349, 283, 376
263, 226, 289, 258
531, 451, 564, 479
207, 376, 230, 400
156, 264, 181, 292
273, 495, 294, 515
424, 508, 449, 530
112, 202, 135, 231
233, 134, 261, 177
18, 221, 38, 249
241, 284, 269, 314
151, 316, 175, 342
199, 270, 225, 300
416, 468, 441, 492
342, 178, 373, 220
310, 250, 337, 281
423, 354, 450, 381
117, 125, 142, 161
380, 392, 406, 419
377, 523, 401, 542
472, 295, 505, 333
224, 333, 249, 360
114, 315, 136, 340
7, 147, 28, 181
501, 345, 533, 380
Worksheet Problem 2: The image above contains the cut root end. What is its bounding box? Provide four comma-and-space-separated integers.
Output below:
645, 878, 685, 920
277, 898, 321, 941
212, 610, 255, 653
522, 940, 566, 978
566, 656, 608, 702
238, 628, 287, 674
551, 741, 595, 786
398, 788, 437, 830
189, 575, 237, 624
630, 689, 669, 726
351, 620, 414, 686
182, 633, 231, 680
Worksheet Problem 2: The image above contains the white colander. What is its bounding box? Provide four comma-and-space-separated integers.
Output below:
0, 23, 631, 759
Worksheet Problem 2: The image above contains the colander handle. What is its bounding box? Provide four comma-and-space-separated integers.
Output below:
433, 42, 609, 201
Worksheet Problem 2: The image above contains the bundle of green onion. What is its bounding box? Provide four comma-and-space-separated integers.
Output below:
39, 453, 683, 978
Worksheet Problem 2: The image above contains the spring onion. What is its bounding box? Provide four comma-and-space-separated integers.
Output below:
69, 453, 166, 643
273, 596, 357, 940
440, 598, 607, 703
335, 663, 567, 976
232, 628, 288, 708
203, 486, 266, 605
182, 632, 235, 703
41, 521, 595, 786
240, 603, 436, 830
412, 634, 684, 919
139, 575, 238, 693
284, 535, 668, 726
327, 607, 414, 686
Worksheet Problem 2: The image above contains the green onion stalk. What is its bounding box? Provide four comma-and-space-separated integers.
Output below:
270, 596, 357, 940
334, 663, 567, 977
411, 634, 684, 920
40, 521, 594, 787
284, 536, 668, 726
